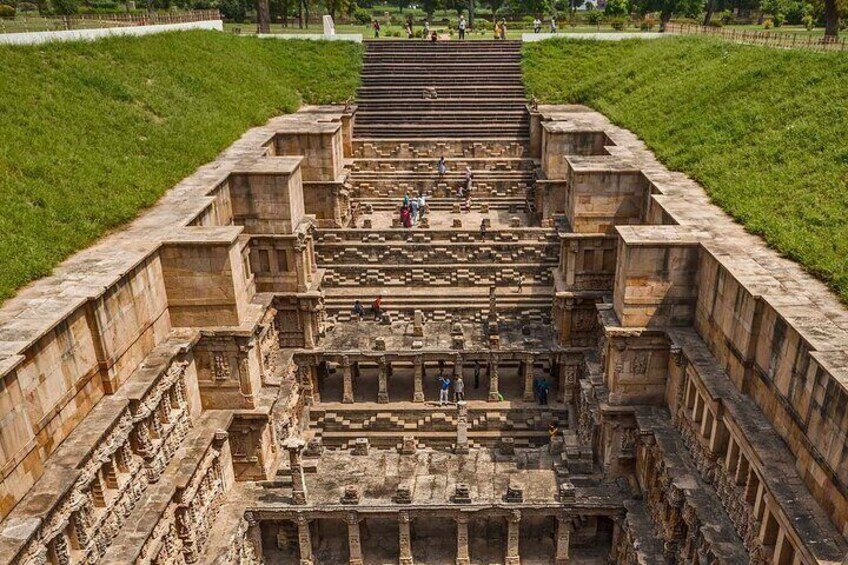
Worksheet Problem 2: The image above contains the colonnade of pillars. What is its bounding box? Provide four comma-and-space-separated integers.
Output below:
251, 510, 574, 565
298, 354, 580, 405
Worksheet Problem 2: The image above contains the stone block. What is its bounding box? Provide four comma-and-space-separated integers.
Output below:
452, 483, 472, 504
401, 436, 417, 454
374, 337, 386, 351
504, 480, 524, 503
341, 484, 360, 505
352, 437, 370, 456
453, 219, 463, 228
393, 483, 413, 504
362, 218, 373, 229
510, 216, 521, 228
499, 437, 515, 455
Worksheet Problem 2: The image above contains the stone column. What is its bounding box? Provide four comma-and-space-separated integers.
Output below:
505, 510, 521, 565
298, 364, 315, 406
296, 516, 314, 565
455, 401, 469, 454
454, 353, 464, 378
341, 356, 354, 404
559, 363, 578, 405
455, 514, 471, 565
345, 512, 364, 565
283, 438, 308, 505
413, 355, 425, 403
522, 354, 535, 402
245, 512, 263, 561
377, 356, 389, 404
488, 353, 500, 402
294, 239, 309, 292
555, 515, 571, 564
302, 305, 316, 349
398, 511, 414, 565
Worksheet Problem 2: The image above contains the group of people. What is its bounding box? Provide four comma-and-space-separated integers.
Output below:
493, 19, 508, 39
532, 17, 559, 33
399, 191, 427, 228
372, 15, 560, 40
353, 295, 384, 321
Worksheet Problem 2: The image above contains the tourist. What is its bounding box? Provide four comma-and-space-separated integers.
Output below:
439, 374, 452, 405
548, 421, 559, 439
430, 30, 438, 42
418, 193, 427, 218
464, 190, 472, 213
533, 17, 541, 33
410, 196, 420, 224
458, 16, 466, 40
480, 219, 487, 239
424, 20, 430, 38
494, 21, 501, 39
500, 19, 507, 40
516, 273, 524, 293
438, 156, 447, 176
454, 374, 465, 402
372, 295, 383, 320
465, 166, 473, 194
373, 20, 381, 38
473, 360, 481, 389
406, 17, 414, 38
538, 378, 550, 405
403, 191, 410, 207
550, 16, 557, 33
353, 300, 365, 320
400, 204, 412, 228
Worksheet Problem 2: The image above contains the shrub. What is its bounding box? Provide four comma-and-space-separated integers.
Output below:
218, 0, 247, 22
586, 10, 602, 27
353, 5, 371, 24
763, 17, 773, 28
802, 13, 813, 29
640, 16, 655, 30
706, 19, 723, 27
17, 1, 37, 11
772, 12, 785, 26
0, 3, 15, 16
50, 0, 79, 14
609, 16, 626, 29
719, 10, 733, 24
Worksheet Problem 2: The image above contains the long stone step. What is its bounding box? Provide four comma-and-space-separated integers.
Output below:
316, 228, 556, 244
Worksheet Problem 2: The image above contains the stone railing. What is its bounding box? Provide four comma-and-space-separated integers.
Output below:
135, 432, 230, 564
7, 358, 194, 565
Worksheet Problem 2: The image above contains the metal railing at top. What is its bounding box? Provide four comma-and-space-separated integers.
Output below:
0, 9, 221, 34
666, 22, 847, 52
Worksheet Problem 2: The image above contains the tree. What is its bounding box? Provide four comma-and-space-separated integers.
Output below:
421, 0, 442, 17
257, 0, 271, 32
323, 0, 350, 20
632, 0, 699, 28
51, 0, 79, 14
220, 0, 249, 21
603, 0, 628, 16
823, 0, 838, 35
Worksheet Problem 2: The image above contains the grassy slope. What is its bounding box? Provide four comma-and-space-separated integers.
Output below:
0, 32, 361, 300
524, 37, 848, 301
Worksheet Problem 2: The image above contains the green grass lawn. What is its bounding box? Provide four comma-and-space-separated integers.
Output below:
0, 31, 361, 301
524, 36, 848, 302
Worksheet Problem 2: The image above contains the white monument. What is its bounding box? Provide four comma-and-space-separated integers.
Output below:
323, 14, 336, 36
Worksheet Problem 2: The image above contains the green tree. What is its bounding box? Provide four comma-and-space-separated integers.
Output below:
51, 0, 78, 14
603, 0, 628, 16
323, 0, 350, 21
421, 0, 442, 17
219, 0, 249, 21
632, 0, 699, 27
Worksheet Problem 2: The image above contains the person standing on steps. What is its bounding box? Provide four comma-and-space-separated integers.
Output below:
439, 374, 452, 405
371, 295, 383, 321
438, 155, 447, 177
479, 219, 487, 239
373, 19, 381, 38
403, 191, 410, 208
410, 196, 420, 225
424, 19, 430, 38
418, 193, 427, 219
516, 273, 525, 293
458, 15, 466, 39
500, 19, 507, 39
353, 300, 365, 320
454, 374, 465, 402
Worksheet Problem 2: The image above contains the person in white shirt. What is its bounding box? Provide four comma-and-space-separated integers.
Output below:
458, 16, 467, 39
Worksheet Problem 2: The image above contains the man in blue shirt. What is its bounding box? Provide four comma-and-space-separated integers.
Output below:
439, 375, 452, 406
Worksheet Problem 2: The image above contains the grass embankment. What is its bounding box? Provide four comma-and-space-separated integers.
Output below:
0, 32, 361, 301
524, 37, 848, 302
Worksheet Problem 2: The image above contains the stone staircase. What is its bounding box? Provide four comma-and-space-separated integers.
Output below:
319, 40, 551, 326
355, 40, 529, 138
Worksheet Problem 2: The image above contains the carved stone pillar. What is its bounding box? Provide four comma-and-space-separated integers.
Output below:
488, 353, 501, 402
298, 364, 315, 406
398, 511, 414, 565
522, 354, 535, 402
455, 514, 471, 565
345, 512, 364, 565
555, 515, 571, 564
284, 438, 308, 505
176, 505, 199, 563
52, 532, 71, 565
413, 355, 425, 403
377, 356, 389, 404
245, 512, 263, 562
302, 306, 316, 349
454, 353, 464, 377
341, 356, 354, 404
294, 239, 308, 292
296, 516, 314, 565
455, 401, 469, 454
505, 510, 521, 565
